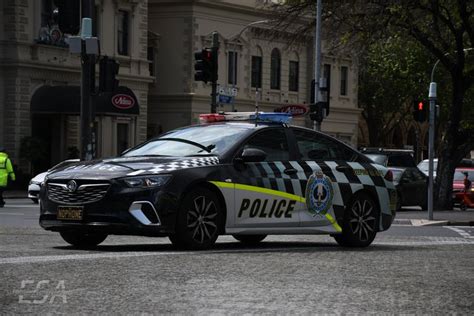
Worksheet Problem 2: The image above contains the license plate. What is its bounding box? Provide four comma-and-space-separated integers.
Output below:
57, 206, 83, 220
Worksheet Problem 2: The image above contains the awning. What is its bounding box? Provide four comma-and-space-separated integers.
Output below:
31, 85, 139, 115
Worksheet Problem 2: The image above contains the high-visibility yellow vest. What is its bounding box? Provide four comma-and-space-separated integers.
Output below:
0, 153, 15, 187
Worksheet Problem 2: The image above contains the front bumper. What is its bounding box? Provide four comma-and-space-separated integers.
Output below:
39, 184, 179, 237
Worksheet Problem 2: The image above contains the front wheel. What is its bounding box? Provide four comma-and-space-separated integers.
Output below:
59, 231, 107, 248
172, 188, 223, 250
333, 193, 377, 247
233, 235, 267, 245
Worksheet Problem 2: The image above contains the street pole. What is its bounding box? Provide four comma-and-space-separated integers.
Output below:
428, 82, 436, 220
80, 0, 94, 161
314, 0, 322, 131
211, 32, 219, 113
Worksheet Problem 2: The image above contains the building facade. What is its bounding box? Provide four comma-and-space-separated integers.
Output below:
148, 0, 360, 145
1, 0, 360, 178
0, 0, 152, 173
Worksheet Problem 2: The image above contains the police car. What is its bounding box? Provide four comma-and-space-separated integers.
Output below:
39, 112, 397, 249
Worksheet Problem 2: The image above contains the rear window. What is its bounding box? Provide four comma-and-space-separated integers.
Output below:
455, 169, 474, 181
387, 154, 416, 168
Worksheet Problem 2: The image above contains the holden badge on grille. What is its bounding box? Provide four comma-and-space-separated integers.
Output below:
67, 180, 78, 192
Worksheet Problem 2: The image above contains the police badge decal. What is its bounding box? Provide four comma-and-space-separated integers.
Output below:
305, 171, 334, 216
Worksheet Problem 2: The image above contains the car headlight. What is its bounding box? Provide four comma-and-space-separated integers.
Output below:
121, 175, 172, 188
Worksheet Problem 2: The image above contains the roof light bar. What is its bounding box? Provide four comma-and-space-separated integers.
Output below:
199, 112, 292, 124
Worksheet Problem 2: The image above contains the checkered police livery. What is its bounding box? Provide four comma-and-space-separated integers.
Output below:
127, 157, 220, 175
40, 115, 397, 250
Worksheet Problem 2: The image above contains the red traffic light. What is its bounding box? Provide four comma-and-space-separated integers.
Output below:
413, 100, 428, 122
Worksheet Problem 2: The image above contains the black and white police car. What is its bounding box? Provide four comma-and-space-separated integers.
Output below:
40, 112, 397, 249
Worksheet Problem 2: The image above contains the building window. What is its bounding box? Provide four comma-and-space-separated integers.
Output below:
228, 51, 238, 85
41, 0, 56, 27
92, 5, 100, 37
289, 61, 299, 92
251, 56, 262, 89
147, 46, 155, 76
117, 10, 129, 56
270, 48, 281, 90
323, 63, 331, 93
340, 66, 348, 96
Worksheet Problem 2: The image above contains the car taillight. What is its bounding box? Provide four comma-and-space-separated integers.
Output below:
384, 170, 393, 181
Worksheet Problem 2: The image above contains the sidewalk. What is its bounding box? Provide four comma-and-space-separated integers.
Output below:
395, 209, 474, 226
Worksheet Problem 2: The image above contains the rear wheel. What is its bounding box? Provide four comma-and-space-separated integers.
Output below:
31, 198, 39, 204
59, 231, 107, 248
171, 188, 223, 250
334, 193, 377, 247
232, 234, 267, 245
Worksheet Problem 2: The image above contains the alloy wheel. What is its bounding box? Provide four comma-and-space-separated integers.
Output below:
186, 195, 218, 244
348, 199, 376, 242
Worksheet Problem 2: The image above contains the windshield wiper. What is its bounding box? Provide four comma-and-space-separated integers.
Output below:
155, 138, 212, 153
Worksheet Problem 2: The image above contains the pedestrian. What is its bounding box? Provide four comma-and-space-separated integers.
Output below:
0, 147, 16, 207
463, 172, 472, 192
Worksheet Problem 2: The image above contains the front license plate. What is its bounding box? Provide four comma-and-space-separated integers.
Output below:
57, 206, 83, 220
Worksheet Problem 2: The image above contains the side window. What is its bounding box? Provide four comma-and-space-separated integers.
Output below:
293, 129, 355, 161
243, 129, 289, 161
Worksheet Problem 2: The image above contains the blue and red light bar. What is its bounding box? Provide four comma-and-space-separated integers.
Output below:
199, 112, 292, 124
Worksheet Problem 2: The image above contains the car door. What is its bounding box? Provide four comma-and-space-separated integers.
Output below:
232, 127, 301, 228
290, 128, 359, 228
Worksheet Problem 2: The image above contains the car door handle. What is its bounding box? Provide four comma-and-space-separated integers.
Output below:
284, 168, 298, 175
336, 165, 351, 172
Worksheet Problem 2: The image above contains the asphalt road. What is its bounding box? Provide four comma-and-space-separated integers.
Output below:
1, 199, 473, 314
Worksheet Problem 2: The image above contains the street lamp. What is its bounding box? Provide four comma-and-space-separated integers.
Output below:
427, 47, 473, 220
229, 19, 271, 112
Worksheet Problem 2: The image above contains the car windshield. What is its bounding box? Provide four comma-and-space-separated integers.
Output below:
124, 124, 250, 157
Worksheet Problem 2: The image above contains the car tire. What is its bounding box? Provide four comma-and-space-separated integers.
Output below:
59, 231, 107, 248
31, 198, 39, 204
232, 234, 267, 245
460, 202, 467, 211
172, 188, 223, 250
333, 192, 377, 248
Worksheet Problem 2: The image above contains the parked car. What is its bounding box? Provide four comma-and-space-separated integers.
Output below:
364, 150, 427, 210
391, 167, 428, 211
360, 148, 417, 168
28, 159, 80, 203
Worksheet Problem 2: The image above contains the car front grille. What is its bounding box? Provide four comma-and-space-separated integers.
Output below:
47, 182, 110, 204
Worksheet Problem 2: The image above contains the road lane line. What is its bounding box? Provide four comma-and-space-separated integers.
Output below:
446, 226, 474, 239
0, 213, 25, 216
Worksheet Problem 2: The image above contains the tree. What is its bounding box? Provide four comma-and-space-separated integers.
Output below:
267, 0, 474, 209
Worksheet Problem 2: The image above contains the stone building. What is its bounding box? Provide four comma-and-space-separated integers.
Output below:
0, 0, 152, 173
1, 0, 360, 177
147, 0, 360, 145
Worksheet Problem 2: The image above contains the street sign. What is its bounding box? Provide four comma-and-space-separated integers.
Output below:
218, 95, 234, 104
275, 104, 308, 117
218, 85, 238, 97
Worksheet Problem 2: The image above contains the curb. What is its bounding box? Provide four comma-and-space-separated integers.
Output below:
394, 218, 474, 227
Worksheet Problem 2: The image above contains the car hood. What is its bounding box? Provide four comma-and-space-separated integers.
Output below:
46, 156, 220, 181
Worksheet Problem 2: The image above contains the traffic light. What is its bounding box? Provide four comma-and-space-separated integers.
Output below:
194, 48, 218, 83
413, 100, 428, 122
99, 56, 120, 92
309, 78, 330, 121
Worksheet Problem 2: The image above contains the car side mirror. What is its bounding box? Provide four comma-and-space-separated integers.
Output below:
238, 148, 267, 163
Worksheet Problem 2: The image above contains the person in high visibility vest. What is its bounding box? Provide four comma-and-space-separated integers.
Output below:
0, 147, 16, 207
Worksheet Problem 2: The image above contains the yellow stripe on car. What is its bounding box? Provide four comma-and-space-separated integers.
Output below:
210, 181, 342, 232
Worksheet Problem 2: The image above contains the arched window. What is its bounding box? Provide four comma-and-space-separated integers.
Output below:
270, 48, 281, 90
288, 51, 299, 92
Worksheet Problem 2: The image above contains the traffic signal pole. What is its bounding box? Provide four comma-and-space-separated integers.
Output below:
81, 0, 94, 161
211, 32, 219, 113
313, 0, 322, 131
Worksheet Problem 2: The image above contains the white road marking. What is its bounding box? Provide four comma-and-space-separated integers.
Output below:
3, 205, 39, 208
1, 238, 473, 265
446, 226, 474, 239
0, 213, 25, 216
